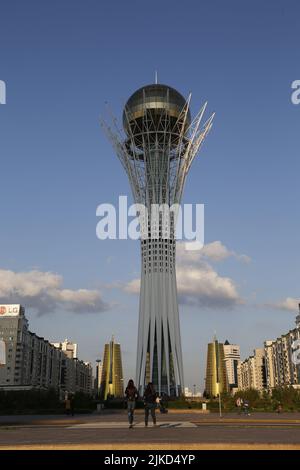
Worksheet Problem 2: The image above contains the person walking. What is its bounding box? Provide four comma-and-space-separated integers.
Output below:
125, 379, 139, 428
236, 396, 243, 415
277, 402, 283, 414
64, 395, 71, 415
70, 394, 75, 417
243, 399, 251, 416
159, 393, 168, 414
143, 382, 157, 427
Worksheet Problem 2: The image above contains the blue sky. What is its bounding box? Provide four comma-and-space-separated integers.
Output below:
0, 0, 300, 391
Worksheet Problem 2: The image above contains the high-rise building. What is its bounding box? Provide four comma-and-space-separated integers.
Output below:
264, 340, 276, 389
100, 336, 124, 399
102, 83, 214, 396
264, 304, 300, 390
237, 305, 300, 392
205, 337, 228, 397
53, 341, 93, 396
0, 304, 92, 394
237, 348, 266, 391
223, 340, 240, 390
52, 339, 77, 359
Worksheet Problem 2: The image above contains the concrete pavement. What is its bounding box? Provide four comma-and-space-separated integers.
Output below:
1, 411, 300, 449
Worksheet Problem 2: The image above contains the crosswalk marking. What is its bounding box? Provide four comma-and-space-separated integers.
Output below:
67, 421, 197, 429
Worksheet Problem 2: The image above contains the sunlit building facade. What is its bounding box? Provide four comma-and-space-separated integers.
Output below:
0, 304, 92, 395
237, 348, 266, 391
205, 337, 228, 397
100, 336, 124, 399
223, 340, 240, 390
264, 305, 300, 390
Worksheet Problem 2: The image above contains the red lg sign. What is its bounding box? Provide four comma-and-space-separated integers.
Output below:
0, 307, 6, 315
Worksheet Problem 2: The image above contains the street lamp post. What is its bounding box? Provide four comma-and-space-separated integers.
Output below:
217, 382, 222, 419
96, 359, 101, 396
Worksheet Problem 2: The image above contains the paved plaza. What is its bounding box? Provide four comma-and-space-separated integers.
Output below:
1, 411, 300, 449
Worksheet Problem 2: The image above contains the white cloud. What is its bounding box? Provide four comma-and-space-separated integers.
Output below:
176, 262, 242, 309
123, 279, 140, 294
177, 240, 251, 264
122, 241, 246, 309
198, 241, 232, 261
268, 297, 300, 312
0, 269, 110, 315
176, 241, 244, 308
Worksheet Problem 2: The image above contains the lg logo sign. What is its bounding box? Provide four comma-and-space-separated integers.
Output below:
0, 80, 6, 105
0, 305, 20, 315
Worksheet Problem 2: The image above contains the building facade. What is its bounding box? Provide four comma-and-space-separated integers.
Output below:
205, 337, 228, 397
223, 340, 240, 390
264, 340, 277, 389
237, 348, 266, 391
102, 83, 214, 396
52, 339, 77, 359
264, 307, 300, 390
0, 304, 92, 395
100, 336, 124, 399
184, 387, 192, 397
0, 339, 6, 366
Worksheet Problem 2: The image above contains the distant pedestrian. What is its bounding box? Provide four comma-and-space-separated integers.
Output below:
243, 399, 250, 416
125, 379, 139, 428
70, 394, 75, 416
143, 382, 157, 427
277, 402, 283, 414
65, 396, 71, 415
158, 393, 169, 414
236, 397, 243, 414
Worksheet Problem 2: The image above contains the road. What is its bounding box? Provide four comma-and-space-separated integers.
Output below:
1, 411, 300, 449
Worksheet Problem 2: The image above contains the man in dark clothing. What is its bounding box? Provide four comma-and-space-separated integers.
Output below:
143, 382, 157, 427
70, 394, 75, 417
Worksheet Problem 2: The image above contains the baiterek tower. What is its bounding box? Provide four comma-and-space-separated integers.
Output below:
102, 83, 214, 396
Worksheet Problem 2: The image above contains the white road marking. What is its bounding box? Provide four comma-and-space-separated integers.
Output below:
67, 421, 197, 429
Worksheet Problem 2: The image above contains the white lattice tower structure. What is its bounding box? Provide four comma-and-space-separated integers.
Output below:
101, 84, 214, 396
